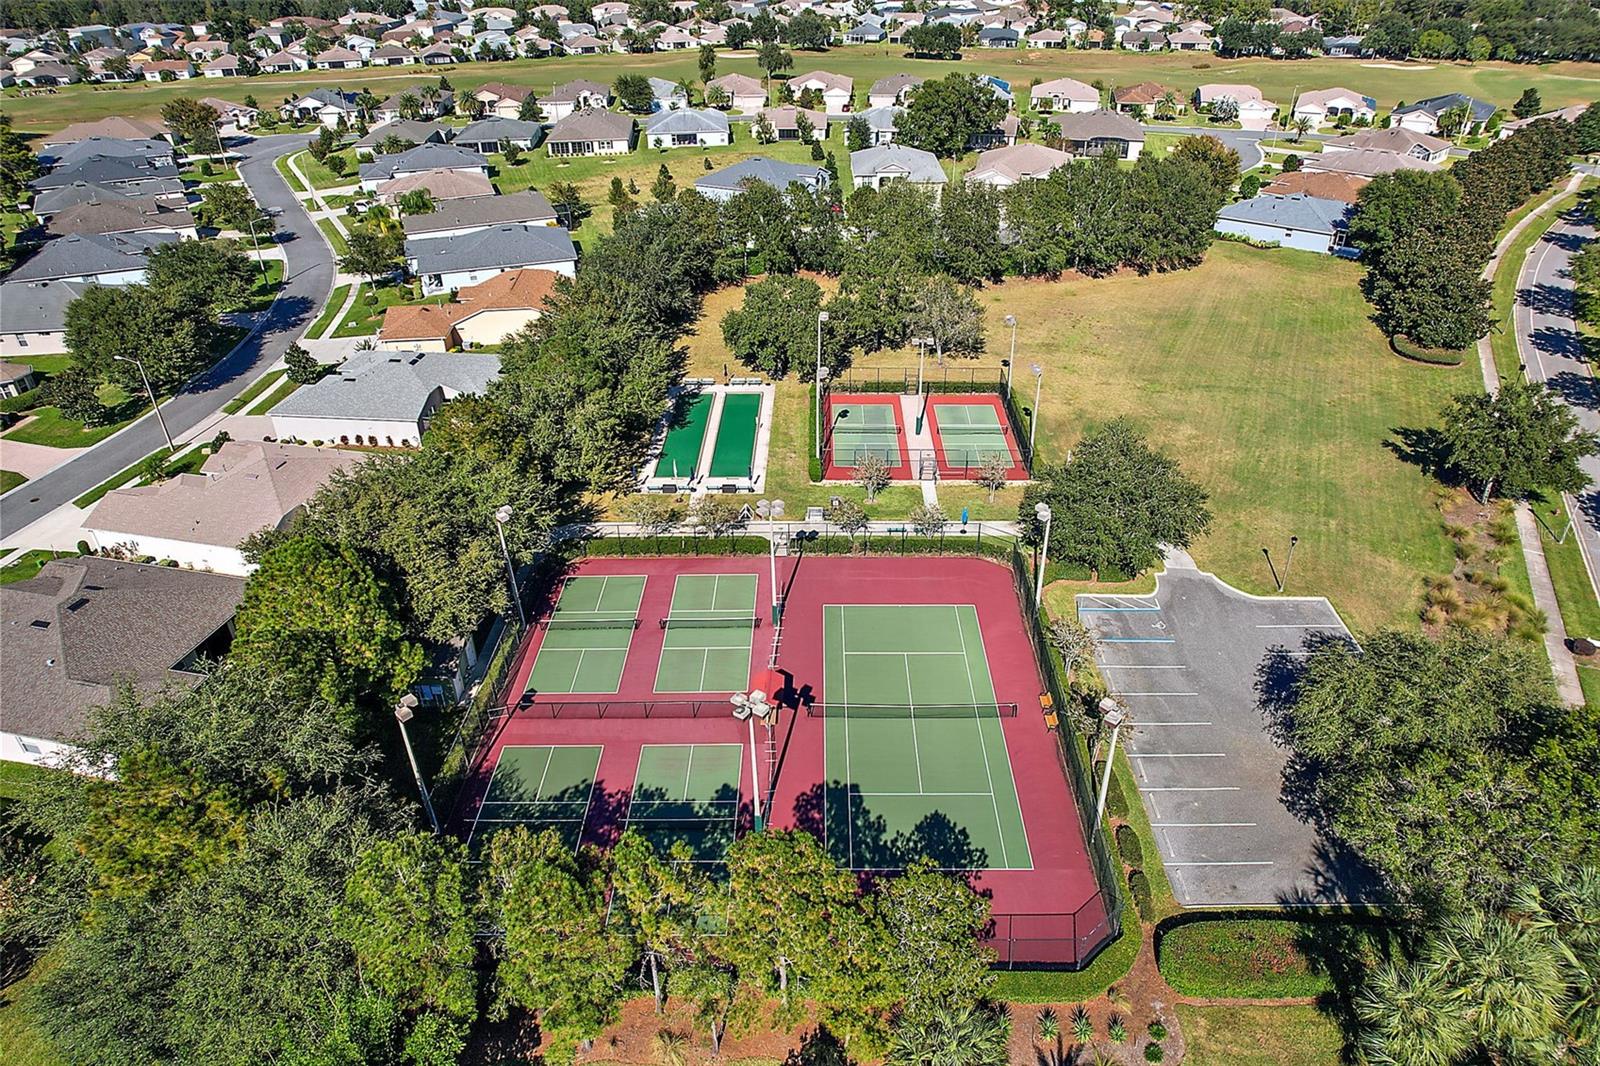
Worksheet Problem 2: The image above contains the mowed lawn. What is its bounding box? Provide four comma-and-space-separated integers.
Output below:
1175, 1004, 1345, 1066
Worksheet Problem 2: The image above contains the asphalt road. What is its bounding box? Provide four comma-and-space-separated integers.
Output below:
0, 134, 334, 539
1144, 124, 1269, 171
1514, 200, 1600, 611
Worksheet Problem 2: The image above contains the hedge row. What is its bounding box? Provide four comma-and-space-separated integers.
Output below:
579, 535, 770, 557
1391, 334, 1467, 366
1156, 916, 1400, 999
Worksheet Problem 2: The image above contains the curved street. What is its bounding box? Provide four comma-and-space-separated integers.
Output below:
0, 133, 335, 539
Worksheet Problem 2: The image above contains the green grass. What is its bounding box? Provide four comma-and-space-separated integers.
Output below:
247, 378, 300, 416
307, 283, 352, 340
0, 957, 63, 1066
332, 284, 452, 338
223, 369, 288, 414
1532, 492, 1600, 640
991, 894, 1140, 1003
274, 152, 308, 193
316, 217, 349, 256
2, 354, 70, 377
1157, 917, 1397, 998
0, 549, 75, 585
73, 445, 210, 509
239, 260, 285, 313
0, 469, 26, 493
297, 150, 359, 190
1490, 189, 1583, 382
179, 162, 240, 183
0, 760, 54, 801
1175, 1004, 1344, 1066
1, 401, 136, 448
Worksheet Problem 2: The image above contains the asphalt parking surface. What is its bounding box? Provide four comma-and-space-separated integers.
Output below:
1078, 558, 1376, 907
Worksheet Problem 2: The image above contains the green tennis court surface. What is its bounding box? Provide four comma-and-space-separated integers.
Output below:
708, 392, 760, 478
469, 744, 601, 853
655, 574, 757, 692
527, 575, 646, 694
934, 403, 1012, 466
626, 743, 742, 861
830, 403, 902, 467
823, 604, 1031, 871
658, 392, 712, 480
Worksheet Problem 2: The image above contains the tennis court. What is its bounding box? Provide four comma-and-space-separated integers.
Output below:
822, 603, 1032, 872
467, 743, 601, 853
526, 575, 645, 695
655, 574, 758, 692
657, 393, 712, 481
626, 743, 742, 861
828, 400, 903, 467
707, 392, 760, 479
930, 401, 1014, 468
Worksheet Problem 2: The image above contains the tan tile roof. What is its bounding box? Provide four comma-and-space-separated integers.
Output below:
456, 267, 560, 311
1262, 170, 1370, 204
379, 303, 461, 341
1112, 81, 1174, 106
377, 168, 495, 200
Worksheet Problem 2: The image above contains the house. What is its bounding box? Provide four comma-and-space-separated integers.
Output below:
1194, 83, 1276, 130
41, 116, 170, 147
202, 53, 242, 77
844, 21, 887, 44
1262, 170, 1370, 204
979, 26, 1021, 47
787, 70, 854, 114
85, 442, 361, 575
355, 120, 451, 150
1321, 126, 1449, 162
0, 280, 94, 356
965, 143, 1071, 187
1026, 28, 1070, 47
0, 361, 39, 395
1321, 34, 1367, 57
694, 156, 828, 202
1392, 93, 1497, 136
1498, 103, 1589, 139
313, 45, 365, 69
453, 117, 543, 153
407, 224, 578, 293
376, 169, 496, 203
474, 80, 536, 118
853, 106, 903, 146
1030, 76, 1100, 114
373, 85, 454, 123
258, 47, 311, 73
1113, 81, 1183, 117
1167, 28, 1212, 49
39, 136, 175, 169
968, 114, 1022, 150
1214, 193, 1351, 254
358, 143, 489, 191
1300, 148, 1441, 179
1051, 110, 1144, 160
645, 108, 731, 148
850, 144, 947, 193
369, 42, 417, 64
268, 349, 501, 445
545, 109, 636, 156
6, 231, 176, 285
141, 59, 196, 80
1293, 87, 1377, 128
869, 73, 923, 109
708, 72, 766, 113
30, 154, 180, 196
1120, 29, 1168, 49
44, 197, 197, 240
757, 106, 829, 142
648, 76, 690, 112
379, 267, 560, 349
201, 97, 258, 132
377, 305, 465, 350
31, 180, 187, 220
282, 88, 362, 128
0, 558, 245, 767
402, 190, 559, 240
416, 41, 457, 64
544, 78, 611, 121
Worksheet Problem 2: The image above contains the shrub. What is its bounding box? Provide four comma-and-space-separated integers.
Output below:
1144, 1041, 1165, 1062
1115, 823, 1142, 867
1102, 765, 1129, 820
1390, 334, 1466, 366
1156, 917, 1399, 998
1108, 1017, 1127, 1042
1148, 1020, 1168, 1041
1127, 868, 1153, 918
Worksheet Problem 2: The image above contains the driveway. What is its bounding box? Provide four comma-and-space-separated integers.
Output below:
1514, 201, 1600, 610
1078, 554, 1376, 907
1141, 124, 1269, 171
0, 133, 335, 539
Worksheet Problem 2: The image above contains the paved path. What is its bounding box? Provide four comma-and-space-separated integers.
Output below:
0, 133, 335, 540
1474, 174, 1586, 705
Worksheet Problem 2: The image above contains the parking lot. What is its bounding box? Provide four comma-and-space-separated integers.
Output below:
1078, 557, 1376, 907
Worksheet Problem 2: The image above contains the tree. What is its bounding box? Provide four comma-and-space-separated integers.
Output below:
518, 94, 543, 122
624, 493, 684, 550
756, 41, 792, 90
160, 97, 222, 154
1574, 103, 1600, 154
500, 138, 524, 165
697, 43, 717, 84
614, 72, 654, 113
903, 22, 962, 58
845, 114, 871, 152
853, 452, 891, 501
826, 498, 869, 540
1513, 87, 1544, 119
1047, 614, 1099, 686
908, 503, 946, 537
1170, 135, 1240, 195
200, 182, 266, 237
1209, 96, 1239, 123
887, 1000, 1011, 1066
752, 112, 777, 144
146, 238, 256, 315
651, 163, 676, 202
396, 188, 434, 216
894, 74, 1005, 159
872, 862, 993, 1017
232, 536, 422, 732
340, 226, 405, 294
283, 342, 328, 385
908, 275, 985, 364
782, 9, 833, 50
1022, 420, 1211, 579
40, 363, 108, 425
609, 831, 697, 1011
480, 827, 630, 1066
976, 452, 1009, 502
1437, 381, 1599, 502
63, 283, 211, 393
1289, 115, 1313, 142
0, 112, 40, 202
721, 274, 825, 377
548, 180, 589, 227
688, 493, 747, 541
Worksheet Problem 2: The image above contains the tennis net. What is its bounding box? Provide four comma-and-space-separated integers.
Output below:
805, 702, 1020, 719
659, 615, 762, 630
541, 615, 642, 631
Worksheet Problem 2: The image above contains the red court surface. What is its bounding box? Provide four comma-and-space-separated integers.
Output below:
820, 393, 913, 482
822, 393, 1030, 483
925, 394, 1030, 482
453, 555, 1112, 966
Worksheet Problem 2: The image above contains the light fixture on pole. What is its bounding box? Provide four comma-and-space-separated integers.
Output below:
730, 690, 773, 829
1029, 363, 1044, 457
244, 206, 282, 276
814, 363, 831, 460
1092, 698, 1126, 837
112, 354, 174, 454
1033, 501, 1052, 608
755, 498, 785, 621
493, 504, 525, 627
394, 694, 441, 833
1003, 314, 1017, 397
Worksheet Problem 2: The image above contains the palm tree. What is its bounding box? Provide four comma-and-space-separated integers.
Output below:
396, 91, 421, 121
1290, 115, 1313, 142
1070, 1005, 1093, 1043
1512, 865, 1600, 1046
1154, 91, 1178, 121
1035, 1007, 1061, 1066
888, 1001, 1011, 1066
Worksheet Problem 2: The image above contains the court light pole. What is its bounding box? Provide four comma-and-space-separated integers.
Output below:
1003, 314, 1017, 397
814, 312, 830, 459
395, 694, 441, 833
815, 365, 830, 460
1034, 501, 1052, 608
1029, 362, 1043, 458
1092, 698, 1126, 838
756, 498, 785, 621
730, 690, 771, 829
112, 354, 174, 454
494, 505, 526, 627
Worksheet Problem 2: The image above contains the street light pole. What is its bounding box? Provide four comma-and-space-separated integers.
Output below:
814, 311, 830, 460
1092, 698, 1126, 838
112, 354, 174, 454
1004, 314, 1017, 397
395, 694, 441, 833
1029, 363, 1043, 458
1034, 501, 1052, 608
494, 505, 525, 627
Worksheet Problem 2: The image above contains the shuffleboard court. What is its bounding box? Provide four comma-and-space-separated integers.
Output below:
931, 402, 1013, 468
626, 743, 742, 861
829, 401, 902, 467
657, 392, 713, 481
823, 603, 1031, 871
707, 392, 761, 479
468, 743, 601, 853
655, 574, 758, 692
526, 575, 646, 695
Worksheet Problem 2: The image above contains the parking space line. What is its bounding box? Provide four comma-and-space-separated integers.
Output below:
1136, 721, 1213, 727
1167, 861, 1276, 867
1077, 606, 1163, 612
1115, 691, 1199, 697
1101, 664, 1187, 669
1101, 637, 1177, 644
1139, 786, 1239, 792
1126, 752, 1226, 758
1152, 822, 1257, 828
1255, 623, 1343, 629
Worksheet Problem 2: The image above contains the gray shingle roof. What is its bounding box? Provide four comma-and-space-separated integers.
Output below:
359, 143, 487, 182
644, 108, 730, 137
1051, 109, 1145, 144
452, 117, 544, 148
6, 231, 176, 283
30, 155, 180, 191
0, 557, 245, 744
354, 119, 452, 148
1395, 93, 1497, 123
401, 190, 557, 236
406, 223, 577, 274
850, 144, 946, 184
1216, 193, 1351, 235
0, 279, 94, 333
40, 136, 173, 167
33, 180, 187, 217
269, 349, 500, 421
695, 156, 825, 194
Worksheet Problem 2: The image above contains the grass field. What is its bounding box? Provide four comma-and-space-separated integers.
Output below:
316, 217, 349, 256
0, 959, 61, 1066
1175, 1004, 1344, 1066
247, 378, 300, 416
7, 48, 1599, 135
0, 549, 75, 585
223, 369, 288, 414
1490, 188, 1585, 382
73, 445, 210, 509
274, 152, 308, 193
306, 283, 352, 339
0, 469, 26, 493
332, 283, 453, 337
1157, 917, 1395, 998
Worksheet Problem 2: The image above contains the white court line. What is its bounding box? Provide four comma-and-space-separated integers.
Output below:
1152, 822, 1258, 828
1126, 752, 1227, 758
904, 654, 925, 792
856, 791, 996, 797
1167, 861, 1276, 867
956, 603, 1011, 870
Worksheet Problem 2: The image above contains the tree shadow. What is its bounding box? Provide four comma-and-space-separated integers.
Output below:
1382, 425, 1455, 484
1529, 325, 1588, 363
784, 1025, 853, 1066
1541, 367, 1600, 410
1518, 280, 1575, 318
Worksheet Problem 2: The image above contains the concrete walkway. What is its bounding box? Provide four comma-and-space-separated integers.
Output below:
1474, 173, 1586, 706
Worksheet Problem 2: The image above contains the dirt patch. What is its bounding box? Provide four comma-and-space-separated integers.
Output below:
1360, 61, 1434, 70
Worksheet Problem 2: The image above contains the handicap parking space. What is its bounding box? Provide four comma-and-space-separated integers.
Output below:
1078, 562, 1376, 907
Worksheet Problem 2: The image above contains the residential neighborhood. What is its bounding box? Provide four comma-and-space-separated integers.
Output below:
1, 1, 1599, 1064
